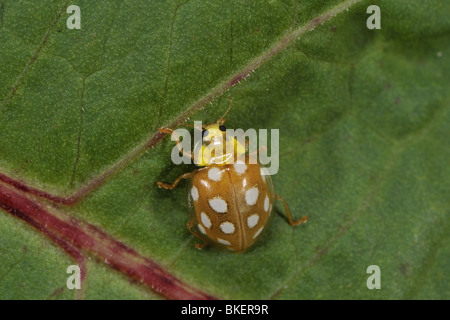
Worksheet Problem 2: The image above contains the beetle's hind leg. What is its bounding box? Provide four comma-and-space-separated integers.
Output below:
187, 220, 209, 250
274, 194, 309, 226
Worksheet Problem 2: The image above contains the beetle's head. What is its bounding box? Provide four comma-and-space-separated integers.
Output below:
194, 121, 246, 166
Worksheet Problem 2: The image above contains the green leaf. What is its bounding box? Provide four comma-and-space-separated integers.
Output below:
0, 0, 449, 299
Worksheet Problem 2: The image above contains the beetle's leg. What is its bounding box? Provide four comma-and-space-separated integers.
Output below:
156, 171, 195, 190
159, 127, 194, 161
187, 220, 208, 250
274, 194, 308, 226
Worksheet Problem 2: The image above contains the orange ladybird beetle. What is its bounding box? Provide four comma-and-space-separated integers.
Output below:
157, 98, 308, 253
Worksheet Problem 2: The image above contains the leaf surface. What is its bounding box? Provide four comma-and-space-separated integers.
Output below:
0, 0, 449, 299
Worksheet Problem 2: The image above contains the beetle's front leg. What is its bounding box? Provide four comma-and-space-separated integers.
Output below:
156, 171, 196, 190
159, 127, 194, 161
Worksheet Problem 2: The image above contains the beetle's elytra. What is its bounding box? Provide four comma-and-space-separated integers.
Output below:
157, 98, 308, 252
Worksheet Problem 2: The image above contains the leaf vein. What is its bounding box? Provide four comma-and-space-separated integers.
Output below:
0, 0, 364, 205
0, 0, 71, 113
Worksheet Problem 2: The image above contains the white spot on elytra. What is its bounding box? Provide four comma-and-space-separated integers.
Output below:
247, 214, 259, 228
198, 224, 206, 234
209, 196, 228, 213
208, 167, 222, 182
253, 226, 264, 239
234, 160, 247, 175
264, 196, 269, 212
201, 212, 211, 228
191, 186, 199, 201
217, 238, 231, 245
245, 186, 259, 206
220, 221, 235, 234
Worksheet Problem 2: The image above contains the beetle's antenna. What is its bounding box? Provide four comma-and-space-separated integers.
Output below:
181, 96, 232, 128
217, 96, 232, 125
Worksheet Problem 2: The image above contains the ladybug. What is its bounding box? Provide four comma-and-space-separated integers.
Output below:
157, 98, 308, 252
